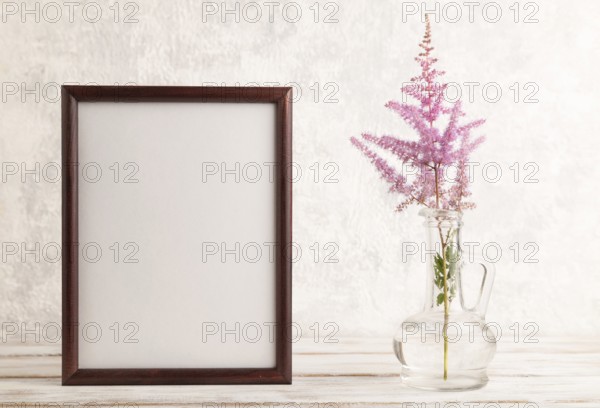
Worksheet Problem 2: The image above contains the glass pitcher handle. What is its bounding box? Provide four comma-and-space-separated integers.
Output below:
461, 256, 496, 317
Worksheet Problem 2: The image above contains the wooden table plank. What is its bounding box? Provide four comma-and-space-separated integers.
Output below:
0, 338, 598, 407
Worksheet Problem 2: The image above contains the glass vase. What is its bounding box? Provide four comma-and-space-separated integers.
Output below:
393, 208, 496, 391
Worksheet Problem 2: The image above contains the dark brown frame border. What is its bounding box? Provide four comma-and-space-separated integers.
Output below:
62, 86, 292, 385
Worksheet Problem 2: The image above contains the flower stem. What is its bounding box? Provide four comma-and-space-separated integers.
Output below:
438, 225, 450, 381
434, 163, 449, 380
442, 241, 449, 381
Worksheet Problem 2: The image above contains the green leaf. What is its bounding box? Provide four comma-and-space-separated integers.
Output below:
433, 242, 459, 306
433, 253, 445, 291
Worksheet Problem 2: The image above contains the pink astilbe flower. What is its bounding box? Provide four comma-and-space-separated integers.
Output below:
351, 15, 485, 212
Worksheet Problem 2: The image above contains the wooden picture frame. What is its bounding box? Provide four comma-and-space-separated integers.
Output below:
62, 86, 292, 385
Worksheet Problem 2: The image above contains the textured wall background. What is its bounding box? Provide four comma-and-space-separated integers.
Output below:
0, 0, 598, 337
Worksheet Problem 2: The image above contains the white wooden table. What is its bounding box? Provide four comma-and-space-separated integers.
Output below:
1, 337, 598, 407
